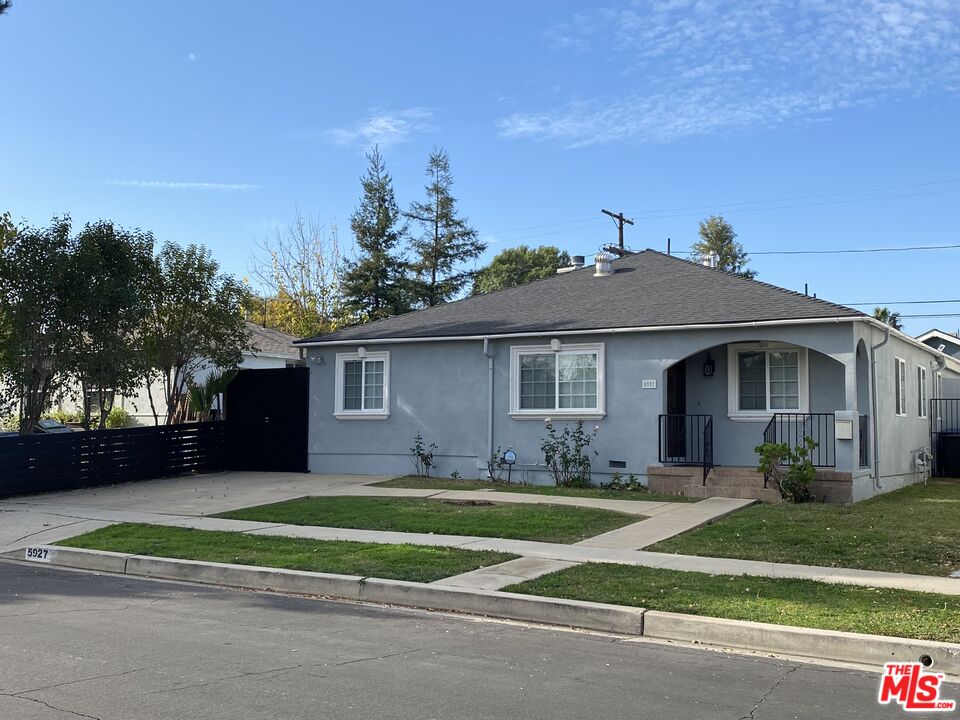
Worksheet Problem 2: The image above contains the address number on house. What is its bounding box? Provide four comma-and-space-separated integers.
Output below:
24, 547, 52, 563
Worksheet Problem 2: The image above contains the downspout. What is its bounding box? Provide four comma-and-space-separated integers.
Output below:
483, 338, 495, 474
869, 323, 890, 490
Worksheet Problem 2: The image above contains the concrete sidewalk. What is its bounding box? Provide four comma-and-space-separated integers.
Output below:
4, 471, 959, 597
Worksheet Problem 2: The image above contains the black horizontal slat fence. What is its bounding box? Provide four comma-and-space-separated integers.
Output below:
0, 423, 226, 499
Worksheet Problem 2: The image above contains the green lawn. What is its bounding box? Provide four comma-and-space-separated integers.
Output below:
216, 496, 638, 543
57, 523, 517, 583
507, 563, 960, 643
650, 478, 960, 576
374, 476, 698, 503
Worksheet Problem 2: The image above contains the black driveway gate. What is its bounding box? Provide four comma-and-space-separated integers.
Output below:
931, 399, 960, 478
224, 366, 309, 472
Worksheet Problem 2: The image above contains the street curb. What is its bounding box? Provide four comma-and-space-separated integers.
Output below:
643, 611, 960, 675
7, 545, 960, 675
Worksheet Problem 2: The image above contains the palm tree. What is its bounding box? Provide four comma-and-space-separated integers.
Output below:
188, 369, 236, 422
873, 306, 903, 331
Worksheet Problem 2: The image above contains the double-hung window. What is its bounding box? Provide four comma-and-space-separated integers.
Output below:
727, 343, 807, 418
894, 357, 907, 417
335, 351, 390, 419
510, 343, 605, 417
918, 365, 928, 419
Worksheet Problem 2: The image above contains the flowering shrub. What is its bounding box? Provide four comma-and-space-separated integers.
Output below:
541, 419, 598, 487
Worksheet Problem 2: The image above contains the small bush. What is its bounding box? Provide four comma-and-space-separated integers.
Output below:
410, 432, 437, 477
602, 472, 646, 492
541, 419, 598, 487
104, 407, 129, 429
755, 437, 817, 503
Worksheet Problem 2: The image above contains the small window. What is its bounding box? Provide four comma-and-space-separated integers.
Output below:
918, 365, 927, 419
894, 357, 907, 417
511, 344, 605, 417
335, 351, 390, 418
728, 344, 806, 417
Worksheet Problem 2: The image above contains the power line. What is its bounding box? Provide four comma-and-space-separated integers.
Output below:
842, 299, 960, 306
672, 243, 960, 257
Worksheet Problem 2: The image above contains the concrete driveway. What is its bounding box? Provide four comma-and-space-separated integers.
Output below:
0, 472, 392, 551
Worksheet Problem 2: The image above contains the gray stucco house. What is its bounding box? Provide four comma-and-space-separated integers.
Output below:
296, 250, 960, 503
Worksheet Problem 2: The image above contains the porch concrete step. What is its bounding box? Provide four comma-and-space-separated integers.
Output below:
683, 484, 783, 503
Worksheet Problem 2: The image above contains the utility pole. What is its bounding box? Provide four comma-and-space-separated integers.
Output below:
601, 209, 634, 256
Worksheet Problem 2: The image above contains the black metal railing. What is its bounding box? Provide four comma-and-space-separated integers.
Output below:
931, 398, 960, 477
658, 414, 714, 482
761, 413, 836, 487
858, 414, 869, 468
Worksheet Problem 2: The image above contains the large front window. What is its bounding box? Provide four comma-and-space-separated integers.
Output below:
335, 351, 390, 418
511, 344, 604, 417
728, 344, 807, 417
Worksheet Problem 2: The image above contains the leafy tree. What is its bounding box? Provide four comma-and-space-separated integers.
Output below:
0, 212, 14, 250
405, 147, 485, 307
873, 306, 903, 331
472, 245, 570, 295
62, 221, 155, 428
691, 215, 756, 278
141, 242, 251, 424
0, 216, 73, 434
342, 146, 410, 323
248, 210, 344, 337
0, 2, 11, 16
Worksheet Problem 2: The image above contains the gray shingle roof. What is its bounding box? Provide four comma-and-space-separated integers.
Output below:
299, 250, 863, 344
246, 322, 299, 358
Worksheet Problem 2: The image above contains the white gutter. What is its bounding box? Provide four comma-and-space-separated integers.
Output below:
869, 323, 890, 490
295, 315, 866, 347
483, 338, 494, 471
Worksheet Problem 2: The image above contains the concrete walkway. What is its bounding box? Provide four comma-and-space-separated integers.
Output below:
3, 471, 959, 597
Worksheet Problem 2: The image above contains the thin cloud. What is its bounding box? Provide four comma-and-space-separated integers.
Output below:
186, 52, 200, 62
105, 180, 262, 191
325, 108, 435, 148
502, 0, 960, 147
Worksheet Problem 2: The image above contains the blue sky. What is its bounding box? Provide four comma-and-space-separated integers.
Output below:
3, 0, 960, 335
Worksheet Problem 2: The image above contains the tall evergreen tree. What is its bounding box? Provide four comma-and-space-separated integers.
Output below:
405, 147, 485, 307
342, 146, 409, 322
691, 215, 756, 278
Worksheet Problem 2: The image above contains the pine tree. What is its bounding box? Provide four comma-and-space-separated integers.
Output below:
691, 215, 756, 278
405, 148, 485, 307
342, 146, 409, 322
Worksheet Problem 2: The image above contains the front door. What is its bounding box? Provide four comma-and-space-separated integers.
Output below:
666, 362, 687, 459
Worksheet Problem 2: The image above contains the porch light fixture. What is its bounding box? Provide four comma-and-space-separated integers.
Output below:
703, 353, 716, 377
550, 338, 562, 352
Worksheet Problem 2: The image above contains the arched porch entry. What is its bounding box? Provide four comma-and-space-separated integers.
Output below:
658, 339, 848, 478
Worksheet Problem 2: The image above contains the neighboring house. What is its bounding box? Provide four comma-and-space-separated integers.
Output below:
55, 322, 303, 426
917, 329, 960, 359
296, 250, 960, 503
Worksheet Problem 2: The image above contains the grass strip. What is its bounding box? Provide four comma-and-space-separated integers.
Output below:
374, 475, 697, 503
57, 523, 518, 583
216, 496, 639, 544
650, 477, 960, 576
506, 563, 960, 643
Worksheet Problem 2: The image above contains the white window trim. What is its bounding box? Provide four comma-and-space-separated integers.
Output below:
509, 343, 606, 419
726, 343, 809, 421
894, 357, 907, 417
334, 351, 390, 420
918, 365, 928, 419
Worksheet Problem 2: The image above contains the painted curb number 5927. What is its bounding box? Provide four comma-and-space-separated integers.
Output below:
24, 547, 51, 563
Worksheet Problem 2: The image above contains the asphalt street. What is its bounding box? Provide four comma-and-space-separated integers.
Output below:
0, 561, 950, 720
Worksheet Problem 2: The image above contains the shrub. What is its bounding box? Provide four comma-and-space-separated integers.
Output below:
602, 472, 646, 492
104, 407, 129, 429
541, 419, 598, 487
410, 432, 437, 477
755, 436, 817, 503
46, 409, 84, 425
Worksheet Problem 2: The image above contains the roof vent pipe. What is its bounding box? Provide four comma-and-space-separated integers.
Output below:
594, 251, 615, 277
701, 251, 719, 269
571, 255, 585, 269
